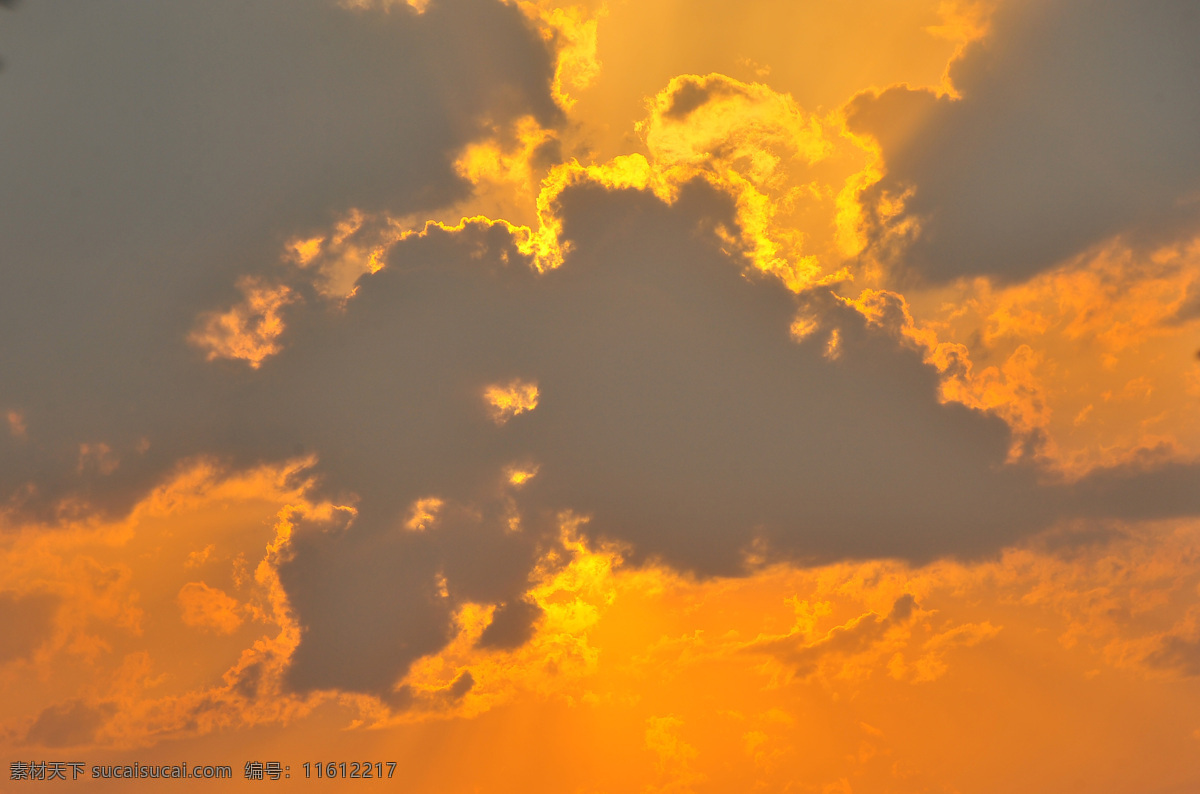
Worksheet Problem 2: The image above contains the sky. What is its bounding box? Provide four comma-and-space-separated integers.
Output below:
2, 0, 1200, 791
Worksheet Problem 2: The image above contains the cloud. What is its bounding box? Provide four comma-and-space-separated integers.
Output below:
24, 700, 115, 749
847, 0, 1200, 282
177, 582, 244, 635
0, 591, 58, 664
4, 0, 1200, 707
477, 599, 542, 649
0, 0, 560, 522
747, 594, 917, 679
644, 715, 704, 792
9, 165, 1200, 699
1143, 633, 1200, 677
239, 179, 1199, 696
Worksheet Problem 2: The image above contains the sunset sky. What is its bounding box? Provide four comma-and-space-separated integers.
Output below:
3, 1, 1200, 791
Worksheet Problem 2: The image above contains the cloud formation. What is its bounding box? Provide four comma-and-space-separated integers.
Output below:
3, 0, 1199, 710
0, 0, 560, 521
0, 591, 58, 664
847, 0, 1200, 282
207, 178, 1200, 696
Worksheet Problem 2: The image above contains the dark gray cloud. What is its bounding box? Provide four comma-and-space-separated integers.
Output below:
0, 0, 558, 521
278, 500, 544, 693
747, 594, 917, 677
9, 169, 1200, 696
478, 600, 542, 650
0, 0, 560, 699
24, 700, 115, 748
846, 0, 1200, 283
247, 181, 1198, 695
1144, 633, 1200, 678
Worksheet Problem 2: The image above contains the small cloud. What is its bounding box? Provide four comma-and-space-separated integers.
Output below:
1142, 632, 1200, 678
503, 463, 540, 487
735, 56, 771, 78
340, 0, 431, 15
859, 721, 883, 737
823, 328, 843, 360
484, 379, 539, 424
645, 715, 695, 765
789, 314, 820, 342
0, 591, 59, 664
6, 409, 26, 439
185, 544, 215, 568
178, 582, 244, 634
477, 599, 542, 649
447, 669, 474, 699
747, 594, 919, 679
24, 700, 114, 748
189, 277, 294, 369
76, 443, 119, 475
405, 497, 444, 532
899, 620, 1002, 683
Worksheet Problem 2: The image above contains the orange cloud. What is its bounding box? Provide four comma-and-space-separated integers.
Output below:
6, 410, 26, 440
484, 379, 540, 424
177, 582, 244, 635
188, 277, 295, 368
845, 235, 1200, 476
